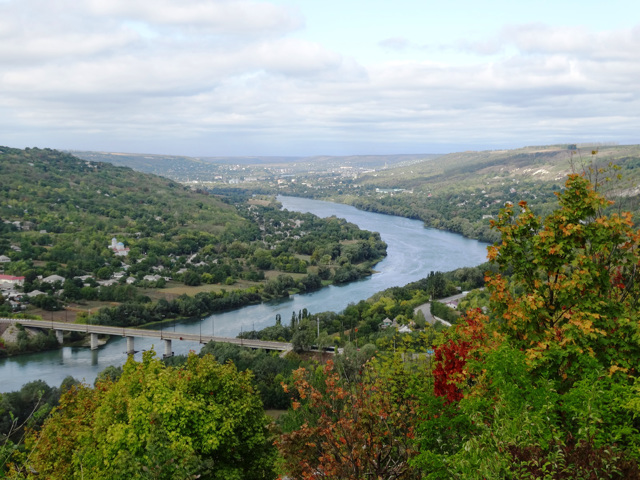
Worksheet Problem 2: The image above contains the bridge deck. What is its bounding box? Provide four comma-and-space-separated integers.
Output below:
0, 318, 292, 352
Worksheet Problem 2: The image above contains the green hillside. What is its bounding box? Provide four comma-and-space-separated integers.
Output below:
0, 146, 245, 258
286, 144, 640, 242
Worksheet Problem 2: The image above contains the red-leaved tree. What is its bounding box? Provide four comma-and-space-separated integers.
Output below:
276, 359, 421, 480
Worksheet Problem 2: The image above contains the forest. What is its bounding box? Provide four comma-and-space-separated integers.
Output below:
3, 168, 640, 478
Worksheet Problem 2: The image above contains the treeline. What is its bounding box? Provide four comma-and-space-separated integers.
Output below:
85, 272, 331, 328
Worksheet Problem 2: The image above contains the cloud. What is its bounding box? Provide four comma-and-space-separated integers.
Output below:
84, 0, 303, 35
0, 1, 638, 156
378, 37, 410, 51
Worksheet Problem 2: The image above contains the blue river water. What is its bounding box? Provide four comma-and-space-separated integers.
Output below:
0, 197, 489, 391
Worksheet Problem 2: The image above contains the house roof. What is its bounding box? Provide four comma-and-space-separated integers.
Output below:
42, 274, 65, 283
0, 274, 25, 281
27, 290, 46, 297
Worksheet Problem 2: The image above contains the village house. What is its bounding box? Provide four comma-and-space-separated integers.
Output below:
380, 318, 393, 329
42, 274, 65, 284
0, 255, 11, 263
0, 274, 25, 287
26, 289, 46, 298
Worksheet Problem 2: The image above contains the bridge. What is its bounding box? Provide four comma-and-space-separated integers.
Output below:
0, 318, 292, 357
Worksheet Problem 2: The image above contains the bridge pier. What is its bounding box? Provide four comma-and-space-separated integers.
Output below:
126, 336, 135, 355
55, 329, 64, 345
90, 333, 99, 350
163, 339, 173, 358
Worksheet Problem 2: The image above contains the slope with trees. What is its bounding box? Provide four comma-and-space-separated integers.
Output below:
0, 147, 386, 334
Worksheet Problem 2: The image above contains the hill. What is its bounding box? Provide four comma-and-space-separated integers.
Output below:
71, 145, 640, 244
0, 147, 387, 327
358, 144, 640, 192
69, 150, 438, 182
0, 146, 243, 238
276, 144, 640, 242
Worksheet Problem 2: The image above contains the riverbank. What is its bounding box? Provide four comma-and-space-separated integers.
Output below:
0, 319, 112, 358
279, 193, 500, 243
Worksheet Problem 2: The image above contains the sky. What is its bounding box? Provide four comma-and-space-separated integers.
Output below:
1, 0, 639, 156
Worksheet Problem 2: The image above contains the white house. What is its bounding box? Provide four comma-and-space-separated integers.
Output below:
380, 318, 393, 329
42, 274, 65, 284
0, 255, 10, 263
27, 289, 46, 297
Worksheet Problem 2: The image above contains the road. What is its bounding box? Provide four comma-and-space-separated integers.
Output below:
413, 291, 471, 327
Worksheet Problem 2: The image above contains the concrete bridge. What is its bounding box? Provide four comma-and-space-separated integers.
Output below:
0, 318, 292, 357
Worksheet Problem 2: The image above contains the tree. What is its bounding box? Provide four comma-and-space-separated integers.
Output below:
13, 351, 276, 479
277, 359, 421, 480
183, 270, 201, 286
486, 173, 640, 383
291, 319, 315, 353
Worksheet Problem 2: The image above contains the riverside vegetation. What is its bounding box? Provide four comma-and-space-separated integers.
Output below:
3, 169, 640, 478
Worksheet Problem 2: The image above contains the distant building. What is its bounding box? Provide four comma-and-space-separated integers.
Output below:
27, 290, 46, 297
109, 237, 130, 257
0, 274, 25, 286
0, 255, 11, 263
42, 274, 65, 284
380, 318, 393, 329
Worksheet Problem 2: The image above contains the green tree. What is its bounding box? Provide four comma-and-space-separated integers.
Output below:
291, 319, 315, 353
14, 351, 276, 479
183, 271, 201, 286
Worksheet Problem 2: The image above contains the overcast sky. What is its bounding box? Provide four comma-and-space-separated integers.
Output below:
1, 0, 639, 156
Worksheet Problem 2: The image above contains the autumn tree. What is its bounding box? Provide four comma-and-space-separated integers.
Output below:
486, 173, 640, 383
413, 172, 640, 478
432, 308, 498, 404
277, 358, 422, 480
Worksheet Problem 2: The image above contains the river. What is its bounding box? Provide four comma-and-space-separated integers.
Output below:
0, 197, 489, 392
